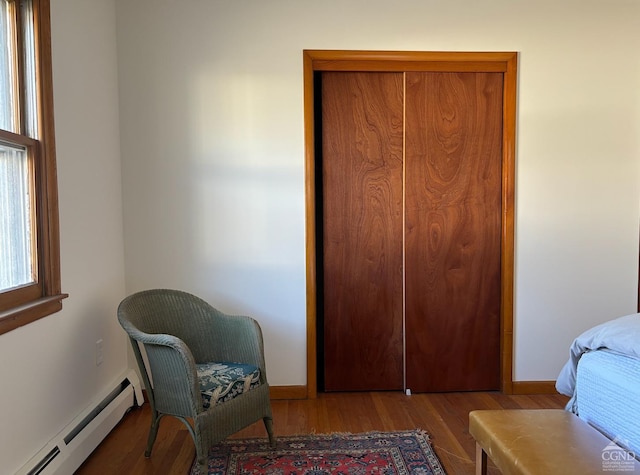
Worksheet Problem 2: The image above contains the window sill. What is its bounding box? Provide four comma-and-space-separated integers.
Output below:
0, 293, 69, 335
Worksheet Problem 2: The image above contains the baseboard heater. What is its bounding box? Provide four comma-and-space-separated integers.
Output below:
16, 370, 143, 475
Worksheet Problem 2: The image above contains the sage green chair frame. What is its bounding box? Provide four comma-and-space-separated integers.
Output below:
117, 289, 275, 474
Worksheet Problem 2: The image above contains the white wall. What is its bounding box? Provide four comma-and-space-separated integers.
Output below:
0, 0, 128, 473
116, 0, 640, 387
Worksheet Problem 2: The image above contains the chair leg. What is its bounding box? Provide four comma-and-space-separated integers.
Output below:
264, 416, 276, 447
194, 456, 208, 475
144, 413, 162, 457
193, 435, 209, 475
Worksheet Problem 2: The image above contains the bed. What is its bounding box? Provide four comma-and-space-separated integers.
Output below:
556, 312, 640, 458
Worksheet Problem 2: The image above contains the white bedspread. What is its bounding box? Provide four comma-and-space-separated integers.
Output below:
556, 312, 640, 412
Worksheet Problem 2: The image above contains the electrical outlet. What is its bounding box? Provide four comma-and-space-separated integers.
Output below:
96, 339, 103, 366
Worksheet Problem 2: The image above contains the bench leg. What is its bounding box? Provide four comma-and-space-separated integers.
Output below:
475, 442, 488, 475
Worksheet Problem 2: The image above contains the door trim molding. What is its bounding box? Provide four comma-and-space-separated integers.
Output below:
303, 50, 518, 398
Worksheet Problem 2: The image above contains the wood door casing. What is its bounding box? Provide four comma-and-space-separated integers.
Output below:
404, 72, 503, 391
321, 72, 404, 391
304, 51, 518, 398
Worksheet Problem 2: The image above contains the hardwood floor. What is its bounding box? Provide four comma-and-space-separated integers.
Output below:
75, 391, 568, 474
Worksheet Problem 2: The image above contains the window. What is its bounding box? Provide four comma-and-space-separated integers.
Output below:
0, 0, 65, 334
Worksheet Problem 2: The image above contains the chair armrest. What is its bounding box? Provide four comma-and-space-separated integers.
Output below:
123, 322, 203, 416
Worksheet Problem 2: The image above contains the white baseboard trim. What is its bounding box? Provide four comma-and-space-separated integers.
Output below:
16, 370, 142, 475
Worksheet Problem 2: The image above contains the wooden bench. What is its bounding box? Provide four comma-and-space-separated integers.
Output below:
469, 409, 640, 475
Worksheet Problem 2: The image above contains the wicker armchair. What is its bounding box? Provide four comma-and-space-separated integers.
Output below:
117, 289, 275, 474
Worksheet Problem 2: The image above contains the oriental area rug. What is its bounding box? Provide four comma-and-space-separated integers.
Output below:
192, 430, 447, 475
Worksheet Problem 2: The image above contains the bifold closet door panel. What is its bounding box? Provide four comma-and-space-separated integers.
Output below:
404, 72, 503, 392
322, 72, 404, 391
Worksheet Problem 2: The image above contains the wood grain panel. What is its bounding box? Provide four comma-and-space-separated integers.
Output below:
404, 72, 503, 392
322, 72, 404, 391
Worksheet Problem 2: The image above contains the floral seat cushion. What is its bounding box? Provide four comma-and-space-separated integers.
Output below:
196, 362, 261, 409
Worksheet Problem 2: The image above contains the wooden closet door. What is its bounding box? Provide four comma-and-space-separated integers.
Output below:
404, 72, 503, 392
322, 72, 404, 391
